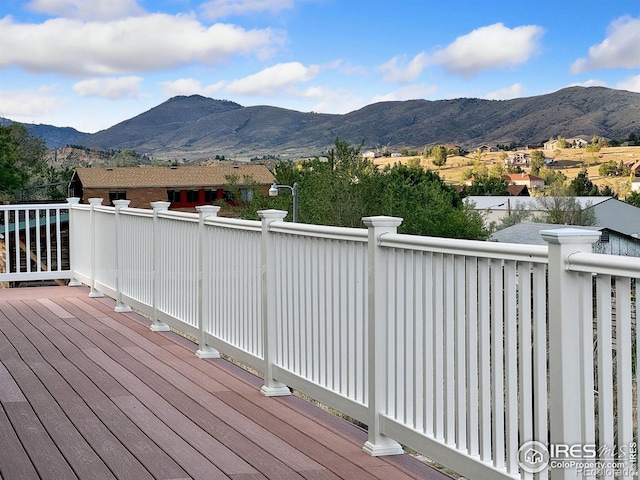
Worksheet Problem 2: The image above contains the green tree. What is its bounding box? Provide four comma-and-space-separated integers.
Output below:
375, 164, 487, 239
495, 203, 533, 230
530, 150, 545, 175
538, 167, 566, 189
625, 191, 640, 208
431, 145, 448, 166
598, 160, 618, 177
463, 176, 509, 196
0, 124, 47, 200
269, 138, 488, 239
534, 195, 596, 225
569, 169, 600, 196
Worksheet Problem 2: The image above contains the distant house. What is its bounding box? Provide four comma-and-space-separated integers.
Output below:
544, 136, 590, 150
626, 160, 640, 176
467, 196, 640, 236
502, 173, 545, 190
490, 222, 640, 256
68, 165, 276, 211
475, 145, 499, 153
504, 151, 531, 166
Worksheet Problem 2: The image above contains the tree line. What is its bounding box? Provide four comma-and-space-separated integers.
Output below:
0, 123, 72, 201
234, 138, 488, 240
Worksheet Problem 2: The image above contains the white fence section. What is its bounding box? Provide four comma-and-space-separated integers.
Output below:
12, 199, 639, 479
0, 201, 76, 283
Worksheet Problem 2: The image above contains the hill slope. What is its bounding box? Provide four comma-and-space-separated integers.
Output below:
13, 86, 640, 160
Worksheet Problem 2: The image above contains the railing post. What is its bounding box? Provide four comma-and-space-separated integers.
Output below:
257, 209, 291, 397
65, 197, 82, 286
150, 201, 171, 332
113, 199, 132, 313
195, 205, 221, 359
362, 216, 404, 456
541, 228, 600, 479
88, 198, 104, 298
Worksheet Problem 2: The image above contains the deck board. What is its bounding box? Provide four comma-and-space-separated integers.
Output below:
0, 286, 451, 480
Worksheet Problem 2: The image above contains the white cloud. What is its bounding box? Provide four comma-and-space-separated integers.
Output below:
225, 62, 320, 95
485, 83, 527, 100
200, 0, 294, 20
26, 0, 143, 20
329, 59, 367, 76
0, 86, 63, 121
73, 76, 143, 99
572, 16, 640, 73
159, 78, 226, 97
569, 79, 608, 88
616, 75, 640, 93
370, 84, 438, 103
0, 14, 283, 77
377, 53, 430, 83
289, 85, 361, 114
431, 23, 544, 77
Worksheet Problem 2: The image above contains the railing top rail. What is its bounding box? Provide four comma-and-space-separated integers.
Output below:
93, 205, 114, 214
269, 221, 368, 242
0, 202, 70, 211
118, 207, 154, 219
205, 216, 261, 232
567, 250, 640, 278
156, 210, 198, 223
379, 232, 549, 263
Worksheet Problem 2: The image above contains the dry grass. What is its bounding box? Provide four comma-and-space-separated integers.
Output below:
373, 146, 640, 197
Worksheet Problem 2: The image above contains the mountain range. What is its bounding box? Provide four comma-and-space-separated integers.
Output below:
6, 86, 640, 161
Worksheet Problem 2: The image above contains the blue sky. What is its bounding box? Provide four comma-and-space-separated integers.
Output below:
1, 0, 640, 133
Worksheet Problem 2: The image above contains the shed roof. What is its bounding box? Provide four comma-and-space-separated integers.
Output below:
72, 165, 275, 189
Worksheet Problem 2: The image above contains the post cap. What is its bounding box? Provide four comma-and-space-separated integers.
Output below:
540, 228, 601, 245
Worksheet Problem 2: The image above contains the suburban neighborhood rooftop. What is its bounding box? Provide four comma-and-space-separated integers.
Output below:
71, 165, 276, 189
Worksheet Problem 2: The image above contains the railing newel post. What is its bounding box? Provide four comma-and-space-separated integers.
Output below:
258, 209, 291, 397
113, 199, 132, 313
150, 201, 171, 332
362, 215, 404, 456
541, 228, 601, 480
195, 205, 221, 359
87, 198, 104, 298
65, 197, 82, 286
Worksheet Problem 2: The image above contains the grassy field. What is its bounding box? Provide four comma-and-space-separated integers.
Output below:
373, 146, 640, 197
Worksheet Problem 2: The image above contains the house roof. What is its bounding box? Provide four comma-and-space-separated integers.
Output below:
490, 222, 600, 245
490, 222, 640, 246
72, 165, 275, 189
502, 173, 544, 183
466, 196, 613, 210
507, 185, 530, 196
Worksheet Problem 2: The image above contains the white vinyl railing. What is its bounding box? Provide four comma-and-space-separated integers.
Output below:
7, 199, 639, 479
0, 201, 75, 282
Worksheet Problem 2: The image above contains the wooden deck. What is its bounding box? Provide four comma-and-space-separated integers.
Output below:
0, 286, 451, 480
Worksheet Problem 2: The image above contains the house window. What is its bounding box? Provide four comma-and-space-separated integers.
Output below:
167, 190, 181, 203
204, 189, 219, 202
600, 231, 609, 243
240, 188, 253, 201
186, 190, 200, 203
108, 191, 126, 206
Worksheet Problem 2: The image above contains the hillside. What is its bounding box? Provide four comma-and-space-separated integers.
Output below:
9, 86, 640, 160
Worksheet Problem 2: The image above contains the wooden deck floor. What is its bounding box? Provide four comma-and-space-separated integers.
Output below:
0, 286, 451, 480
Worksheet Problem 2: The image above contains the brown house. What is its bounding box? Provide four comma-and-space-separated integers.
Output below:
68, 165, 276, 210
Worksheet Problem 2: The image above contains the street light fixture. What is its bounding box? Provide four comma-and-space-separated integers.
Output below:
269, 182, 299, 222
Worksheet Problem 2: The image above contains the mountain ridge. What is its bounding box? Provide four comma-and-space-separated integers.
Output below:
6, 86, 640, 160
